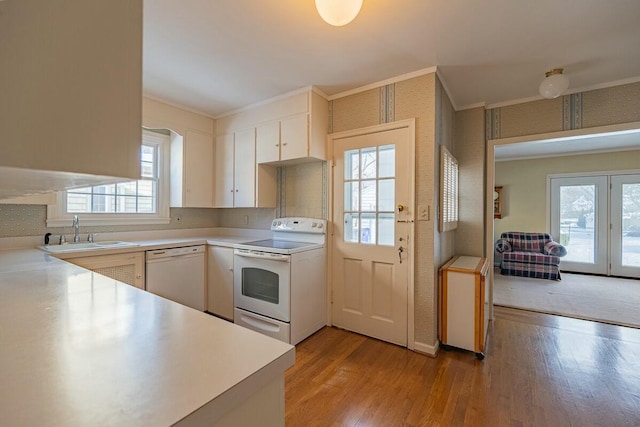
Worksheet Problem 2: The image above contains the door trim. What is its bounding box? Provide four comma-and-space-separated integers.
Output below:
327, 119, 416, 349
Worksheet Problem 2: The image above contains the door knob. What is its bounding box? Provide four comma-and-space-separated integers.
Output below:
397, 204, 405, 212
398, 246, 404, 264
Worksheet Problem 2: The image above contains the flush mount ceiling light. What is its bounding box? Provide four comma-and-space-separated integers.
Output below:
315, 0, 363, 26
539, 68, 570, 99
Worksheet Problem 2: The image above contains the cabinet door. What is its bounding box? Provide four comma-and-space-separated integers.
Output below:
184, 130, 214, 207
280, 114, 309, 161
215, 133, 235, 207
256, 122, 280, 164
66, 252, 145, 289
207, 246, 234, 320
233, 129, 256, 207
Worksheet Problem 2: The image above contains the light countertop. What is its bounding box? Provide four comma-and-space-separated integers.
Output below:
0, 249, 295, 425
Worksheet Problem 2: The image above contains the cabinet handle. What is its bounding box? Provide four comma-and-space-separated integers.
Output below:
275, 144, 280, 147
235, 189, 239, 192
230, 189, 234, 193
282, 142, 288, 146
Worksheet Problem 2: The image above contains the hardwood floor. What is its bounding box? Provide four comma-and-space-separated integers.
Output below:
285, 306, 640, 426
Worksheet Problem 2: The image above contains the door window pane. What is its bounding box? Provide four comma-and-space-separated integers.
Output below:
345, 149, 360, 180
344, 213, 359, 243
378, 214, 395, 246
379, 145, 395, 178
360, 213, 376, 245
344, 182, 359, 211
360, 180, 376, 212
361, 148, 377, 179
378, 179, 395, 211
560, 185, 596, 263
342, 145, 396, 246
622, 183, 640, 267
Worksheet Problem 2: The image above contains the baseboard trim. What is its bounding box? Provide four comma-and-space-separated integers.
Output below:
413, 340, 439, 357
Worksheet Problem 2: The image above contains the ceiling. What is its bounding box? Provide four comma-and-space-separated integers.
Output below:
143, 0, 640, 118
494, 129, 640, 161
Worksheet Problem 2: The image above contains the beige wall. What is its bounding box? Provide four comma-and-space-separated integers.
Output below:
331, 73, 442, 348
454, 107, 485, 256
488, 82, 640, 140
495, 150, 640, 240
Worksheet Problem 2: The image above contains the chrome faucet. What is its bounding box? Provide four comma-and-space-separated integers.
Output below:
73, 215, 80, 243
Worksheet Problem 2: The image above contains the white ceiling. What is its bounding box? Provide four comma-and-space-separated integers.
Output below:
143, 0, 640, 118
494, 129, 640, 161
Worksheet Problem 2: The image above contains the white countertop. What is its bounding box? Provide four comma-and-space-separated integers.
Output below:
0, 249, 295, 426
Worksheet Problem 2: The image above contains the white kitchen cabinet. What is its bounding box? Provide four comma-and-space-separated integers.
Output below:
65, 252, 146, 290
234, 129, 257, 207
0, 0, 142, 199
207, 246, 234, 320
221, 89, 328, 168
215, 134, 235, 207
170, 129, 214, 208
215, 130, 276, 208
256, 114, 311, 164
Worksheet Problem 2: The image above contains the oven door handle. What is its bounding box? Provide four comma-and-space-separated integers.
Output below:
234, 251, 290, 262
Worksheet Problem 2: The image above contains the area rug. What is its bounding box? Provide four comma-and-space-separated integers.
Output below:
493, 270, 640, 328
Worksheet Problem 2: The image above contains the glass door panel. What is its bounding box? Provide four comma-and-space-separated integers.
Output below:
550, 176, 608, 275
342, 144, 396, 246
611, 174, 640, 278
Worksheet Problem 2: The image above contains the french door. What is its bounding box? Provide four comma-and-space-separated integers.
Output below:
550, 173, 640, 278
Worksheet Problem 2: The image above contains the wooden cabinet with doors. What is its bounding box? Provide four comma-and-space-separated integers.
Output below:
207, 245, 234, 320
170, 129, 214, 208
65, 252, 146, 290
256, 113, 317, 164
438, 255, 489, 359
215, 130, 277, 208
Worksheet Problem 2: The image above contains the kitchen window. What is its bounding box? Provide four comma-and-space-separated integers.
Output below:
46, 129, 171, 226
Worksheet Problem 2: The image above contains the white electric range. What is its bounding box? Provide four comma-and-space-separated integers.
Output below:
233, 217, 327, 345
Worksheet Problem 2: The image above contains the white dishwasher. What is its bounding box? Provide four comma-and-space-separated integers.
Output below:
146, 245, 205, 311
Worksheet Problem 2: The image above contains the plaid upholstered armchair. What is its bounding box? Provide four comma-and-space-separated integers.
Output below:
495, 232, 567, 281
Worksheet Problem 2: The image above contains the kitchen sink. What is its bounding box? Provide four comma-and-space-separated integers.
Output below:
40, 241, 140, 253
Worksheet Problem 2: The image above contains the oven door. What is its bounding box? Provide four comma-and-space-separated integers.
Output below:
233, 250, 291, 322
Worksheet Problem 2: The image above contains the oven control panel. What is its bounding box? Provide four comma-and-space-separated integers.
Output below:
271, 217, 325, 233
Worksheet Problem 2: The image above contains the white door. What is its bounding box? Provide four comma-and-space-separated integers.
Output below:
332, 126, 412, 346
611, 174, 640, 278
550, 176, 608, 274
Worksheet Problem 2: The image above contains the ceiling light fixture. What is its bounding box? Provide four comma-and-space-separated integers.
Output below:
539, 68, 570, 99
315, 0, 363, 26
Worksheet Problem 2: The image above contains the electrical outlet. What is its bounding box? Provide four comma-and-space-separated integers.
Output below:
417, 204, 430, 221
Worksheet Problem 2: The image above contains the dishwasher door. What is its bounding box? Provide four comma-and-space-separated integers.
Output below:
146, 246, 205, 311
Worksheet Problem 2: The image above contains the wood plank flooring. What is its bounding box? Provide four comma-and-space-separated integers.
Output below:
285, 306, 640, 426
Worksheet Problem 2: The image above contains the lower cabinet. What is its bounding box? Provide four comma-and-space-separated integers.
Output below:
66, 252, 145, 290
207, 246, 234, 320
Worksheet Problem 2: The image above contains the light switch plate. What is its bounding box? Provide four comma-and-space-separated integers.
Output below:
418, 204, 430, 221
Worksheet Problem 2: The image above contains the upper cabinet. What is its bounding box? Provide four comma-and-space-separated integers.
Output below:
142, 98, 216, 209
170, 130, 214, 208
257, 114, 313, 164
0, 0, 143, 199
218, 89, 328, 167
215, 129, 274, 208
